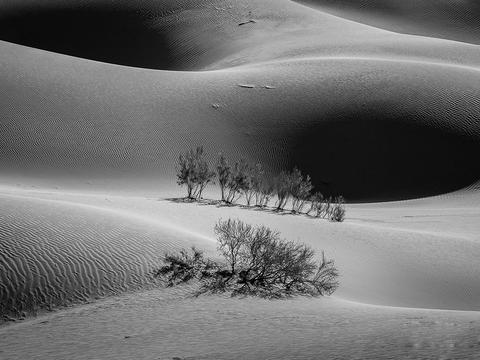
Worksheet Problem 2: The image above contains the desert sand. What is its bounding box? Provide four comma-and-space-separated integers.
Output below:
1, 0, 480, 359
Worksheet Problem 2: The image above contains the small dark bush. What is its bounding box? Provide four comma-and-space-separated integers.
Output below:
253, 164, 274, 208
156, 220, 339, 298
289, 168, 313, 214
216, 153, 231, 203
156, 247, 219, 286
307, 192, 324, 216
273, 171, 292, 211
330, 197, 346, 222
223, 159, 250, 204
177, 147, 215, 200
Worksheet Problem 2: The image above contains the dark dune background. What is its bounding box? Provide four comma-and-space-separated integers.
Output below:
0, 0, 247, 71
298, 0, 480, 45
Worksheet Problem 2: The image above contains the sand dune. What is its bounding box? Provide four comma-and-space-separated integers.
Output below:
1, 40, 480, 200
2, 291, 480, 360
0, 2, 479, 200
298, 0, 480, 45
0, 192, 215, 318
1, 0, 480, 358
2, 187, 480, 313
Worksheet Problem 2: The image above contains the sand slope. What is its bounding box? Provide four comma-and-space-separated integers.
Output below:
0, 191, 214, 317
0, 1, 480, 358
2, 291, 480, 360
298, 0, 480, 44
2, 187, 480, 314
1, 39, 480, 200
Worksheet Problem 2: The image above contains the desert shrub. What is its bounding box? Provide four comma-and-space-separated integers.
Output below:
214, 219, 338, 296
273, 168, 313, 213
156, 220, 339, 298
290, 168, 313, 214
256, 179, 274, 208
239, 162, 256, 206
156, 247, 219, 286
224, 159, 250, 204
175, 148, 346, 220
177, 147, 215, 200
307, 192, 324, 216
330, 196, 346, 222
216, 153, 231, 202
315, 196, 332, 218
273, 171, 292, 211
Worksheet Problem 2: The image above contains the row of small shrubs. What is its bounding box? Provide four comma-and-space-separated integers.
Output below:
156, 219, 339, 298
176, 147, 346, 222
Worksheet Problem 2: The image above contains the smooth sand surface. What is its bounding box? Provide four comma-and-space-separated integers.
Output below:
1, 0, 480, 358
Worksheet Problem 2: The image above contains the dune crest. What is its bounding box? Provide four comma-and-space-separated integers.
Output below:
297, 0, 480, 45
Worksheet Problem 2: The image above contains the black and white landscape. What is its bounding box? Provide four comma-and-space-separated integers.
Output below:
1, 1, 480, 359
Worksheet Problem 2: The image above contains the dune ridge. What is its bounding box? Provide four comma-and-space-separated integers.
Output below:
0, 193, 214, 318
297, 0, 480, 45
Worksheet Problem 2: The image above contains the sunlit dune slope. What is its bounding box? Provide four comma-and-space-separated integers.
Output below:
0, 193, 214, 317
297, 0, 480, 45
2, 188, 480, 317
1, 39, 480, 200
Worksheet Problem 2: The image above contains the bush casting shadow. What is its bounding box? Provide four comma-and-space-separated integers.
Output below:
156, 219, 339, 298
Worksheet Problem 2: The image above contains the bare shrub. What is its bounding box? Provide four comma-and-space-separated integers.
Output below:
177, 147, 215, 200
257, 180, 274, 208
274, 171, 292, 211
315, 196, 333, 219
307, 192, 324, 216
330, 196, 346, 222
156, 247, 219, 286
213, 219, 338, 297
290, 168, 313, 214
157, 220, 339, 298
224, 159, 251, 204
216, 154, 231, 202
240, 162, 256, 206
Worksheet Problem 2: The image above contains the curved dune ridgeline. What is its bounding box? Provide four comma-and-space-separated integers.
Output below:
1, 44, 480, 200
0, 194, 213, 318
1, 0, 480, 325
0, 0, 247, 71
296, 0, 480, 45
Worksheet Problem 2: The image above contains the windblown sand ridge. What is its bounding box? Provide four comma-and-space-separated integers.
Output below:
0, 192, 214, 317
298, 0, 480, 45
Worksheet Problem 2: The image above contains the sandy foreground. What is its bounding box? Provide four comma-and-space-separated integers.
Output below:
0, 0, 480, 358
1, 186, 480, 359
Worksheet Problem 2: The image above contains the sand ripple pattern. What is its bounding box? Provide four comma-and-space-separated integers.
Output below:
0, 195, 200, 317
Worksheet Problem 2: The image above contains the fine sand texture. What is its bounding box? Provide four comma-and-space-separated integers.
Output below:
1, 0, 480, 359
297, 0, 480, 45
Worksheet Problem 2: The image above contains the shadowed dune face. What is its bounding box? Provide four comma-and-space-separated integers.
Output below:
297, 0, 480, 45
0, 0, 261, 71
0, 5, 180, 70
292, 115, 480, 201
1, 40, 480, 200
0, 2, 203, 70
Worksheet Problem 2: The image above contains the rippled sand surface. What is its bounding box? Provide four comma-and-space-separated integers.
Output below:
1, 0, 479, 359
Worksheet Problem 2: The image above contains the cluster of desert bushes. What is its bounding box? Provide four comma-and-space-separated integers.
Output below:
176, 146, 346, 222
156, 219, 339, 298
